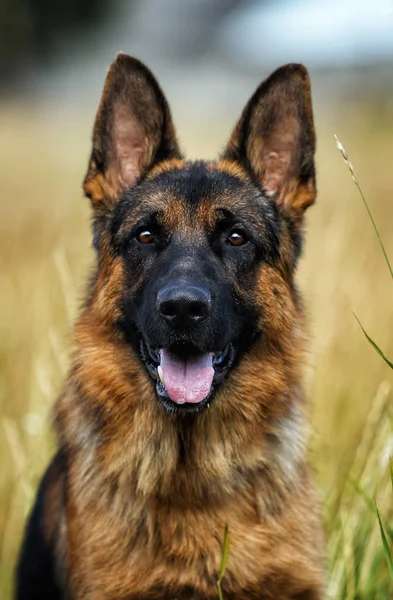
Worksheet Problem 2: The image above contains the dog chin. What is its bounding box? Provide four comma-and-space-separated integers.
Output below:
139, 338, 236, 414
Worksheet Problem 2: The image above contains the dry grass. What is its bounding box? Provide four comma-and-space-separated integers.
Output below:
1, 94, 393, 598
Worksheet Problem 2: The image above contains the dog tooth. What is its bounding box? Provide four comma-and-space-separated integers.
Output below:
157, 365, 165, 385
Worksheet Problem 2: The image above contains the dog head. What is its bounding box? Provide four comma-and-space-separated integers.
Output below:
83, 54, 316, 415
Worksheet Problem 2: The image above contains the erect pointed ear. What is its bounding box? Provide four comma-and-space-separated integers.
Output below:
83, 53, 181, 211
222, 64, 316, 221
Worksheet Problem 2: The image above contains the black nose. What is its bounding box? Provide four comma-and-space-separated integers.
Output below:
157, 284, 211, 329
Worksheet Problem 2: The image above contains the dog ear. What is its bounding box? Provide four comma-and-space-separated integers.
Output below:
83, 53, 181, 212
222, 64, 316, 221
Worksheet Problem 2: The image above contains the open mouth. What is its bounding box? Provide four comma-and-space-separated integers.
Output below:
140, 340, 236, 413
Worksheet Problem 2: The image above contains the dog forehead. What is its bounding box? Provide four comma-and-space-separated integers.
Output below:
121, 161, 272, 229
148, 161, 246, 210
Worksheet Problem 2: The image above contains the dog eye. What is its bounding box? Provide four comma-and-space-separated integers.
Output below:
137, 230, 155, 244
227, 230, 247, 246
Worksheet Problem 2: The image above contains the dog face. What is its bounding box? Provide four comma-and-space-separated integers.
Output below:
109, 164, 279, 413
83, 54, 316, 415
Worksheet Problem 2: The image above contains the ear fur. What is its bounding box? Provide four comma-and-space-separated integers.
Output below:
83, 53, 181, 211
222, 64, 316, 221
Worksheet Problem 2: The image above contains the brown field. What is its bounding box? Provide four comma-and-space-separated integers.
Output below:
1, 91, 393, 598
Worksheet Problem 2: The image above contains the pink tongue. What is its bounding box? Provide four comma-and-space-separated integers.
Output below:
160, 350, 214, 404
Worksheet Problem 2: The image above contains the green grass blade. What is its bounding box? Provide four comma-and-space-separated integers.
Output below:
217, 524, 230, 600
217, 582, 223, 600
374, 499, 393, 581
348, 478, 375, 512
219, 524, 230, 579
335, 135, 393, 281
353, 179, 393, 281
353, 313, 393, 370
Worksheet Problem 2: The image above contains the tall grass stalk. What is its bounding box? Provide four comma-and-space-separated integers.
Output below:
334, 135, 393, 281
335, 135, 393, 369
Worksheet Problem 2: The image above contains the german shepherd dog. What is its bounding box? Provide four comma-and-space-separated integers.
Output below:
16, 54, 325, 599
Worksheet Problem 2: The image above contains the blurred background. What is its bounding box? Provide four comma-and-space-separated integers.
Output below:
1, 0, 393, 597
